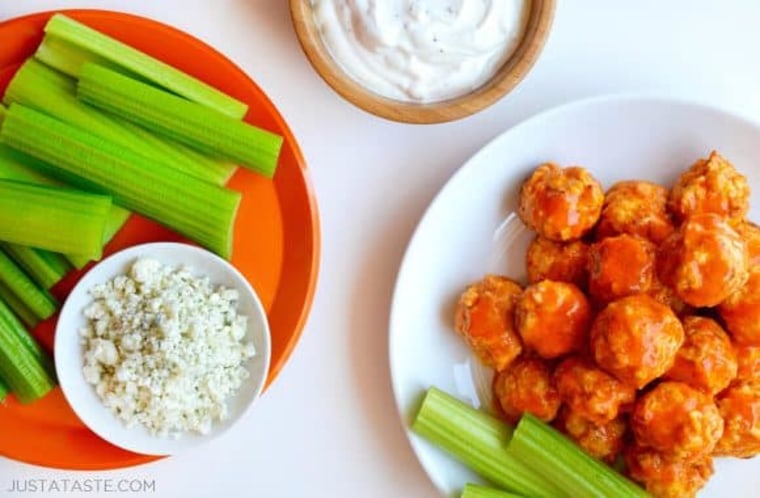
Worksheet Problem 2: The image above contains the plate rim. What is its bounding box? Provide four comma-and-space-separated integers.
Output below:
387, 93, 760, 495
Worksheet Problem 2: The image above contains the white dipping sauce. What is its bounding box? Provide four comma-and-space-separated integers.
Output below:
312, 0, 530, 103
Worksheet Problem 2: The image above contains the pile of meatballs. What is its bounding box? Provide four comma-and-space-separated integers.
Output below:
454, 151, 759, 498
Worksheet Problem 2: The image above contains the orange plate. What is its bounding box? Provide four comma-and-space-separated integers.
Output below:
0, 10, 320, 469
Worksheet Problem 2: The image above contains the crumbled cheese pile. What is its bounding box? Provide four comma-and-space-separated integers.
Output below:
80, 257, 255, 437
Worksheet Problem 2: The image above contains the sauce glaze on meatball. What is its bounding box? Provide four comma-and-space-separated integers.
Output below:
554, 356, 635, 425
454, 275, 523, 371
515, 280, 591, 359
658, 213, 749, 307
492, 356, 561, 423
518, 163, 604, 241
625, 444, 713, 498
587, 234, 656, 305
555, 407, 627, 463
525, 236, 589, 289
597, 180, 675, 244
668, 151, 750, 225
714, 380, 760, 458
664, 316, 737, 395
632, 381, 723, 461
591, 294, 684, 389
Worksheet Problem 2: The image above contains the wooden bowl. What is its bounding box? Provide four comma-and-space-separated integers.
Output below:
290, 1, 556, 124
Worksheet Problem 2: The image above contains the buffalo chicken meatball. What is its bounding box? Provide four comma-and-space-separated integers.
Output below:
734, 345, 760, 382
664, 316, 737, 395
525, 236, 588, 289
668, 150, 750, 225
553, 356, 635, 425
625, 444, 713, 498
518, 163, 604, 241
492, 357, 561, 423
587, 234, 656, 305
515, 281, 591, 359
632, 381, 723, 461
591, 294, 684, 389
555, 407, 627, 463
719, 269, 760, 346
597, 180, 675, 244
714, 380, 760, 458
454, 275, 523, 371
657, 213, 749, 307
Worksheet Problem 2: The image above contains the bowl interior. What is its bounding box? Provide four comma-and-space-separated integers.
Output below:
290, 0, 556, 123
54, 242, 271, 456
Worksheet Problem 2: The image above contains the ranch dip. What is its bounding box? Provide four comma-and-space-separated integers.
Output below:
312, 0, 530, 103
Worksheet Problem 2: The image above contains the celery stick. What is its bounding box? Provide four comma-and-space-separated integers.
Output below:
0, 377, 8, 401
0, 298, 56, 404
38, 14, 248, 119
2, 243, 70, 289
78, 63, 283, 178
0, 281, 39, 328
1, 104, 241, 259
461, 483, 525, 498
4, 59, 235, 186
412, 388, 567, 498
0, 143, 131, 268
507, 414, 649, 498
0, 249, 57, 322
0, 179, 111, 259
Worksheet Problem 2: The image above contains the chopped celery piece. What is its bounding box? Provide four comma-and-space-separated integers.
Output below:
1, 104, 241, 259
2, 243, 70, 289
4, 59, 235, 186
507, 414, 649, 498
0, 377, 8, 401
462, 483, 525, 498
0, 298, 56, 404
412, 388, 567, 498
0, 179, 111, 259
65, 205, 132, 269
0, 281, 39, 328
0, 249, 57, 322
0, 144, 131, 268
78, 63, 283, 178
38, 14, 248, 118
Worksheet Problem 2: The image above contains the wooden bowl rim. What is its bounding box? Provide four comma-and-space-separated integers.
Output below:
290, 0, 556, 124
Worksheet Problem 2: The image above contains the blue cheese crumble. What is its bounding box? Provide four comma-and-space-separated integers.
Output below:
80, 257, 256, 437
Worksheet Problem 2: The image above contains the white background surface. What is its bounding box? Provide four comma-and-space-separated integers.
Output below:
1, 1, 760, 497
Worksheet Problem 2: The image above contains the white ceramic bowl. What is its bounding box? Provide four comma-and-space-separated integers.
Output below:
54, 242, 271, 456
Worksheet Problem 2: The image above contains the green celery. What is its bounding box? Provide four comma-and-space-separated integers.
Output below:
78, 63, 283, 178
0, 179, 111, 259
0, 298, 56, 404
0, 281, 39, 328
38, 14, 248, 118
1, 104, 241, 259
0, 143, 131, 269
461, 484, 525, 498
412, 388, 566, 498
0, 249, 57, 322
2, 243, 70, 289
4, 59, 235, 186
507, 414, 650, 498
0, 377, 8, 401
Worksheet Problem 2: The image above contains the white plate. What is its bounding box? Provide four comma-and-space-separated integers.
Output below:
389, 95, 760, 497
55, 242, 271, 456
